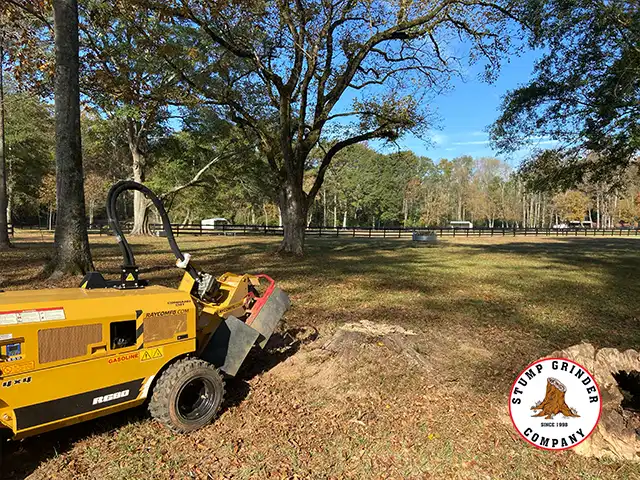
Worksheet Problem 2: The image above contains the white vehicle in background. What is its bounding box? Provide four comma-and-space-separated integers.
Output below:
553, 221, 592, 229
201, 217, 230, 230
449, 220, 473, 229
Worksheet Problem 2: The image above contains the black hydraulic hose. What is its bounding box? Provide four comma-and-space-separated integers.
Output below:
106, 180, 198, 280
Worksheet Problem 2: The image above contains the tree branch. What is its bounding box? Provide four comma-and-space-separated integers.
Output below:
5, 0, 52, 30
156, 149, 231, 202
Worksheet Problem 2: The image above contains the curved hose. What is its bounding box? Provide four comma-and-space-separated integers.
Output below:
106, 180, 198, 280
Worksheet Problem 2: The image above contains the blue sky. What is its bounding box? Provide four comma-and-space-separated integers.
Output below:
374, 49, 553, 167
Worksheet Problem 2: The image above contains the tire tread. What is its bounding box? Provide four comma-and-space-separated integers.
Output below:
149, 357, 224, 433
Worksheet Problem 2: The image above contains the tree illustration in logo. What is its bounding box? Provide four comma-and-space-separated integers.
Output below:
531, 377, 580, 419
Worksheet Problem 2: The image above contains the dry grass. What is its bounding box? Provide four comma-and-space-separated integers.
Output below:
3, 231, 640, 479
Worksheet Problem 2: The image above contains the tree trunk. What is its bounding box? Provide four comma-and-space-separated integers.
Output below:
263, 203, 269, 226
49, 0, 93, 277
322, 188, 326, 227
89, 200, 95, 226
181, 208, 191, 227
129, 135, 150, 235
403, 197, 408, 226
278, 181, 307, 255
342, 209, 347, 228
0, 38, 10, 248
333, 192, 337, 228
278, 206, 282, 227
48, 207, 53, 231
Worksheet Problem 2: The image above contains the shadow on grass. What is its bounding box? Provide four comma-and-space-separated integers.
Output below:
3, 234, 640, 470
2, 329, 305, 480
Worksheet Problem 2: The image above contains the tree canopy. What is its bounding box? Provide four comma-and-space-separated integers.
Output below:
491, 0, 640, 188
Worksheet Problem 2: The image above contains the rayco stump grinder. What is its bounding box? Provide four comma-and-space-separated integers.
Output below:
0, 181, 290, 441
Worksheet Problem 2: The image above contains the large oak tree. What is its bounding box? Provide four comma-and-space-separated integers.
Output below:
129, 0, 521, 254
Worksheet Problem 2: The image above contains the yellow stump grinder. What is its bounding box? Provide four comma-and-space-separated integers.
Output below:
0, 181, 290, 443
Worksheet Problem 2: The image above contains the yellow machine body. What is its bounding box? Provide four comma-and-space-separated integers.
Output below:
0, 272, 257, 440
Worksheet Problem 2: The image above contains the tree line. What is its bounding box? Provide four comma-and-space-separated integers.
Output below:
4, 91, 639, 232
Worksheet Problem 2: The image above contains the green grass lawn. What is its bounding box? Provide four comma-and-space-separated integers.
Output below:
3, 233, 640, 479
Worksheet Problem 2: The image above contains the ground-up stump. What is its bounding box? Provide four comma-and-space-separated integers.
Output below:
548, 343, 640, 461
531, 377, 579, 419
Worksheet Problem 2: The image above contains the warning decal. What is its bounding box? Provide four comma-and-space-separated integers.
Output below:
1, 361, 35, 376
126, 273, 136, 281
140, 347, 164, 362
0, 307, 66, 325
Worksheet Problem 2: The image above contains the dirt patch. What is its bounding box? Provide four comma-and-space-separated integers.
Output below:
265, 320, 427, 390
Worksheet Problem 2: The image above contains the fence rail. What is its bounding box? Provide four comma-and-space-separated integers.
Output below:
14, 223, 640, 239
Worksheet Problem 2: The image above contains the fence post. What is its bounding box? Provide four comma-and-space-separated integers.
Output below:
353, 227, 355, 237
176, 225, 180, 237
336, 226, 340, 237
319, 225, 322, 237
369, 227, 372, 238
383, 228, 386, 238
398, 227, 401, 238
264, 224, 267, 235
513, 226, 516, 237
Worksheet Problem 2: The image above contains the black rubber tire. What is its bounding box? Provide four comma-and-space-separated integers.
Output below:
149, 358, 225, 433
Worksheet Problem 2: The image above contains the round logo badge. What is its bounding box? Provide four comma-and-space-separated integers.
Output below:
509, 358, 601, 450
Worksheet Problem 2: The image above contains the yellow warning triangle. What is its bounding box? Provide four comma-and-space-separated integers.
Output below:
152, 348, 163, 359
140, 350, 152, 361
81, 281, 88, 289
126, 273, 135, 281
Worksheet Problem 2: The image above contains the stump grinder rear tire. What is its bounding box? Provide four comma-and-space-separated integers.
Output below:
149, 358, 225, 433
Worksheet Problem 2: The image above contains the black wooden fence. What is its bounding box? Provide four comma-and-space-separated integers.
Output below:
84, 223, 640, 239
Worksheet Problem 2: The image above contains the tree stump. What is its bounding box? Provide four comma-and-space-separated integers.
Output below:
535, 343, 640, 461
531, 377, 579, 419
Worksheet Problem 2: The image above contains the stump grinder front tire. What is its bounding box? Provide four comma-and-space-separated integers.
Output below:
149, 358, 225, 433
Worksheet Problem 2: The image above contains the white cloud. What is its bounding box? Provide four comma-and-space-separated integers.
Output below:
470, 131, 487, 137
452, 140, 490, 146
430, 132, 448, 146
